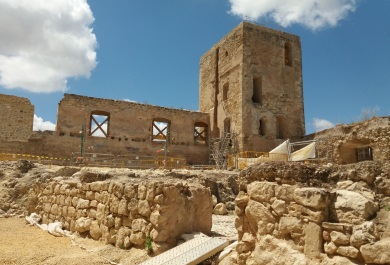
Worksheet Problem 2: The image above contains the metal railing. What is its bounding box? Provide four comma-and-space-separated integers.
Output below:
0, 153, 70, 166
70, 152, 187, 169
228, 151, 288, 169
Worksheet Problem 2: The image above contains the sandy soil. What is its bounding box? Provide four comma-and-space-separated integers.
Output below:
0, 214, 236, 265
0, 217, 149, 265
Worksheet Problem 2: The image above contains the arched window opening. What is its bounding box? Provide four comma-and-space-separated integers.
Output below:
276, 116, 287, 139
152, 118, 170, 143
194, 122, 208, 145
90, 111, 110, 138
223, 83, 229, 101
252, 76, 262, 104
284, 42, 293, 66
259, 118, 266, 136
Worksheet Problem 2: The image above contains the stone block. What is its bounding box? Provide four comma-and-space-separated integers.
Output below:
235, 191, 249, 208
275, 184, 295, 201
67, 206, 76, 217
360, 239, 390, 264
96, 203, 106, 221
124, 184, 137, 199
213, 203, 228, 215
245, 200, 275, 233
271, 199, 286, 216
132, 218, 148, 232
247, 181, 277, 203
330, 231, 350, 246
322, 222, 353, 233
138, 184, 147, 200
336, 246, 359, 259
89, 221, 102, 240
110, 195, 119, 214
324, 241, 337, 255
90, 182, 102, 192
130, 231, 146, 245
279, 216, 302, 237
76, 198, 90, 209
75, 217, 92, 233
333, 190, 378, 224
294, 188, 327, 209
154, 194, 164, 204
304, 222, 322, 258
118, 198, 129, 216
138, 200, 151, 217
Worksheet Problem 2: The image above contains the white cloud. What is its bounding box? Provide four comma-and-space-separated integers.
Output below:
313, 118, 335, 132
0, 0, 97, 93
33, 114, 56, 131
123, 98, 138, 103
228, 0, 358, 31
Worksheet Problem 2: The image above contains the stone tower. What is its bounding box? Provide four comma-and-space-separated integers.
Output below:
199, 22, 305, 152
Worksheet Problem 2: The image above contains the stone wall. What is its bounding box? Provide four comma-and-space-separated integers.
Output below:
0, 94, 34, 142
55, 94, 210, 164
306, 117, 390, 164
30, 176, 212, 254
229, 161, 390, 265
0, 93, 210, 165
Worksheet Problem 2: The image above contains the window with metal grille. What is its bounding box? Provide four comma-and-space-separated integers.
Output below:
356, 147, 373, 162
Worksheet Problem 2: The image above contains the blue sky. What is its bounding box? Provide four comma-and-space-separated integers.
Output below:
0, 0, 389, 134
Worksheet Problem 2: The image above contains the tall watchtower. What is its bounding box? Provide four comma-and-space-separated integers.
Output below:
199, 22, 305, 152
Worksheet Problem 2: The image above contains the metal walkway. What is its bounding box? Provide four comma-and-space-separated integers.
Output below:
139, 236, 230, 265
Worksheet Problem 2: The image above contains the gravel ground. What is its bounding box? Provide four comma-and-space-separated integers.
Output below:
211, 213, 237, 239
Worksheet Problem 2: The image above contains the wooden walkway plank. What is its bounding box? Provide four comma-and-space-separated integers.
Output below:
140, 236, 230, 265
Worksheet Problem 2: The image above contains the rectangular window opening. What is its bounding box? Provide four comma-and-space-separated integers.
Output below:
194, 123, 208, 145
152, 120, 170, 143
252, 77, 262, 104
356, 147, 373, 162
90, 114, 109, 138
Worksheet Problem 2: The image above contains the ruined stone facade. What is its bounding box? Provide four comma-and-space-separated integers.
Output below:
0, 94, 34, 142
55, 94, 210, 164
199, 22, 305, 152
0, 22, 306, 163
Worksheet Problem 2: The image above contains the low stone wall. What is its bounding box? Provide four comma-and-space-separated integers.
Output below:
231, 161, 390, 265
31, 178, 212, 253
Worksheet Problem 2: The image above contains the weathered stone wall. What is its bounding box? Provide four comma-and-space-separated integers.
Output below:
241, 23, 305, 150
0, 93, 211, 165
230, 161, 390, 265
55, 94, 210, 164
0, 94, 34, 142
199, 22, 305, 153
306, 117, 390, 164
31, 177, 212, 254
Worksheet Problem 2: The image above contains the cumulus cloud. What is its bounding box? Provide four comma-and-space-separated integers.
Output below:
313, 118, 335, 132
228, 0, 358, 30
33, 115, 56, 131
0, 0, 97, 93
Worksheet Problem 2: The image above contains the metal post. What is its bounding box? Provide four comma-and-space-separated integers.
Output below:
164, 129, 169, 169
80, 124, 85, 157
